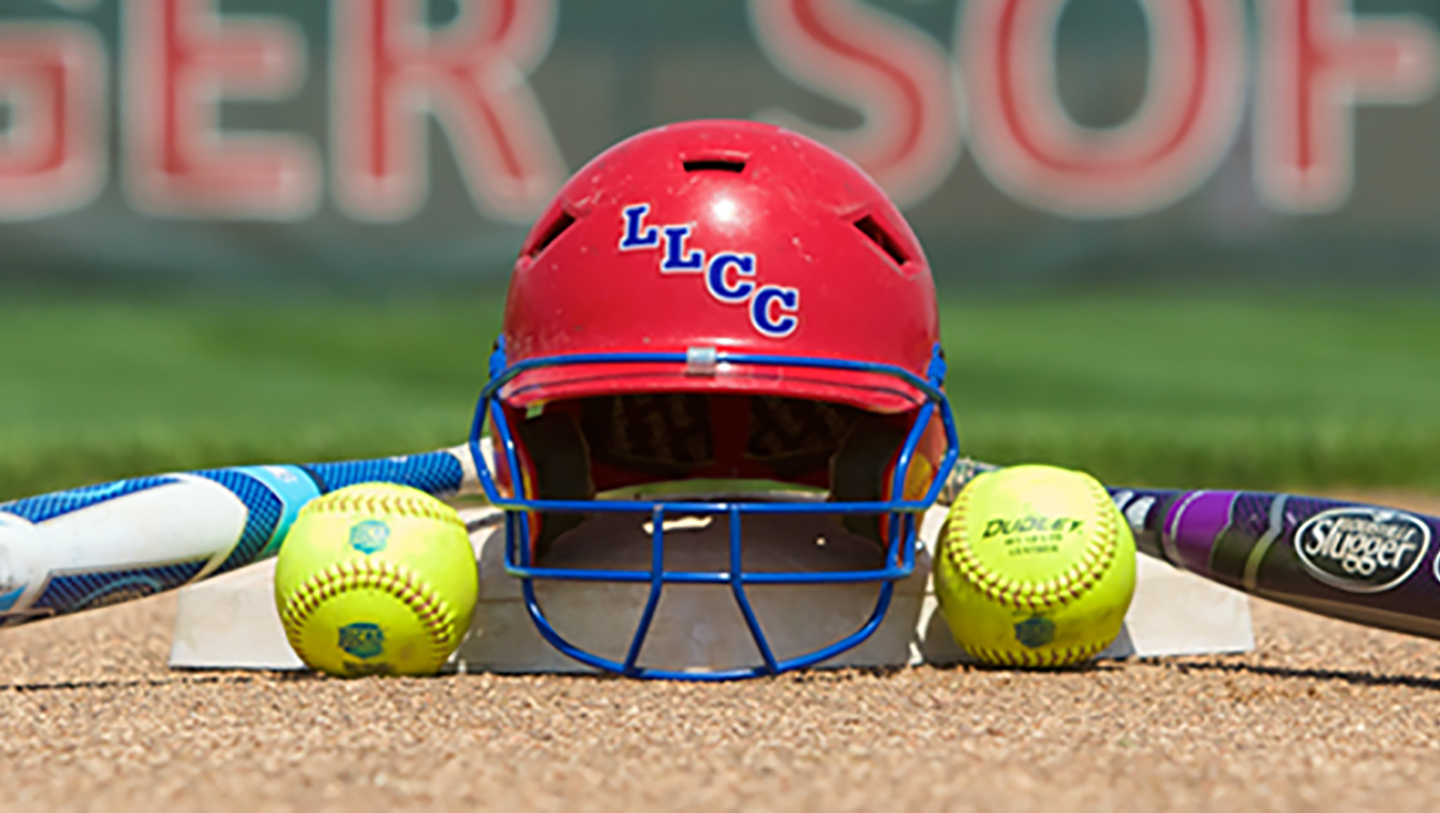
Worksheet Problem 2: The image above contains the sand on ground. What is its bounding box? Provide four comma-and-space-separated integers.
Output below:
1, 491, 1439, 812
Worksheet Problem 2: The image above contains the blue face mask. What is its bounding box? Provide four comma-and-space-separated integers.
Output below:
471, 343, 959, 680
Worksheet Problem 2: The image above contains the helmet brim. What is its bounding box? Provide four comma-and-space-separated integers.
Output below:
498, 361, 929, 415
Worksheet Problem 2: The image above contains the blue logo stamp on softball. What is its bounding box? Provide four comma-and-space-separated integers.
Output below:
338, 622, 386, 659
348, 520, 390, 555
1014, 616, 1056, 649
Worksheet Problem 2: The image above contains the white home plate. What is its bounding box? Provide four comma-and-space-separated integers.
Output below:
169, 503, 1254, 673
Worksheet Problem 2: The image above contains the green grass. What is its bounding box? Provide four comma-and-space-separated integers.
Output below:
0, 299, 501, 500
2, 294, 1438, 501
945, 296, 1440, 491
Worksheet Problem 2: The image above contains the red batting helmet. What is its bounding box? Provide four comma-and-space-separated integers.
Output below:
472, 119, 958, 679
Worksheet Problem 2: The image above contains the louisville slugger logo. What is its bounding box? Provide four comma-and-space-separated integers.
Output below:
1295, 507, 1430, 593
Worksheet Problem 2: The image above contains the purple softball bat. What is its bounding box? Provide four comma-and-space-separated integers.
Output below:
1113, 487, 1440, 639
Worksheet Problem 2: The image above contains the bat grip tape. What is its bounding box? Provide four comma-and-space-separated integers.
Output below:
233, 465, 322, 558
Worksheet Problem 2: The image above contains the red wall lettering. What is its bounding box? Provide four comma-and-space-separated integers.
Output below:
963, 0, 1246, 218
331, 0, 565, 223
748, 0, 960, 208
0, 24, 104, 221
124, 0, 319, 219
1256, 0, 1439, 212
3, 0, 1435, 226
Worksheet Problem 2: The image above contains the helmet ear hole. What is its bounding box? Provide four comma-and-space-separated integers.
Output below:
853, 215, 910, 268
514, 411, 595, 558
830, 416, 909, 544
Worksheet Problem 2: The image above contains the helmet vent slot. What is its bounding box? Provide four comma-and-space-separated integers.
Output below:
526, 210, 575, 258
683, 159, 746, 173
854, 215, 909, 267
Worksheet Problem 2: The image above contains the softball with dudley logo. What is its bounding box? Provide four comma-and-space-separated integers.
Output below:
274, 483, 478, 677
933, 465, 1136, 668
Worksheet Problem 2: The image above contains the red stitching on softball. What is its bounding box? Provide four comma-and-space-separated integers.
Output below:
281, 558, 460, 667
944, 475, 1119, 612
297, 491, 465, 529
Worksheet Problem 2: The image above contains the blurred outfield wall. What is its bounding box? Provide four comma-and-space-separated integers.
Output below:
1, 0, 1439, 293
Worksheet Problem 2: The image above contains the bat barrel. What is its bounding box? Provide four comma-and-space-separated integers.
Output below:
0, 444, 481, 625
1113, 487, 1440, 641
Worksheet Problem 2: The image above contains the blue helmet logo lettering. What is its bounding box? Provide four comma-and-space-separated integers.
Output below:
750, 286, 800, 338
621, 202, 800, 337
660, 225, 704, 271
706, 253, 756, 302
618, 203, 659, 249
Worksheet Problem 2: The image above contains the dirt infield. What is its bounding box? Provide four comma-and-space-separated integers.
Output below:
3, 492, 1440, 812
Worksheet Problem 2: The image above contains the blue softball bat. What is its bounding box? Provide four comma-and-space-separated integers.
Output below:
0, 445, 478, 624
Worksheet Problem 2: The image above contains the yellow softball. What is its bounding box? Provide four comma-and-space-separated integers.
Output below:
933, 464, 1136, 668
274, 483, 478, 677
